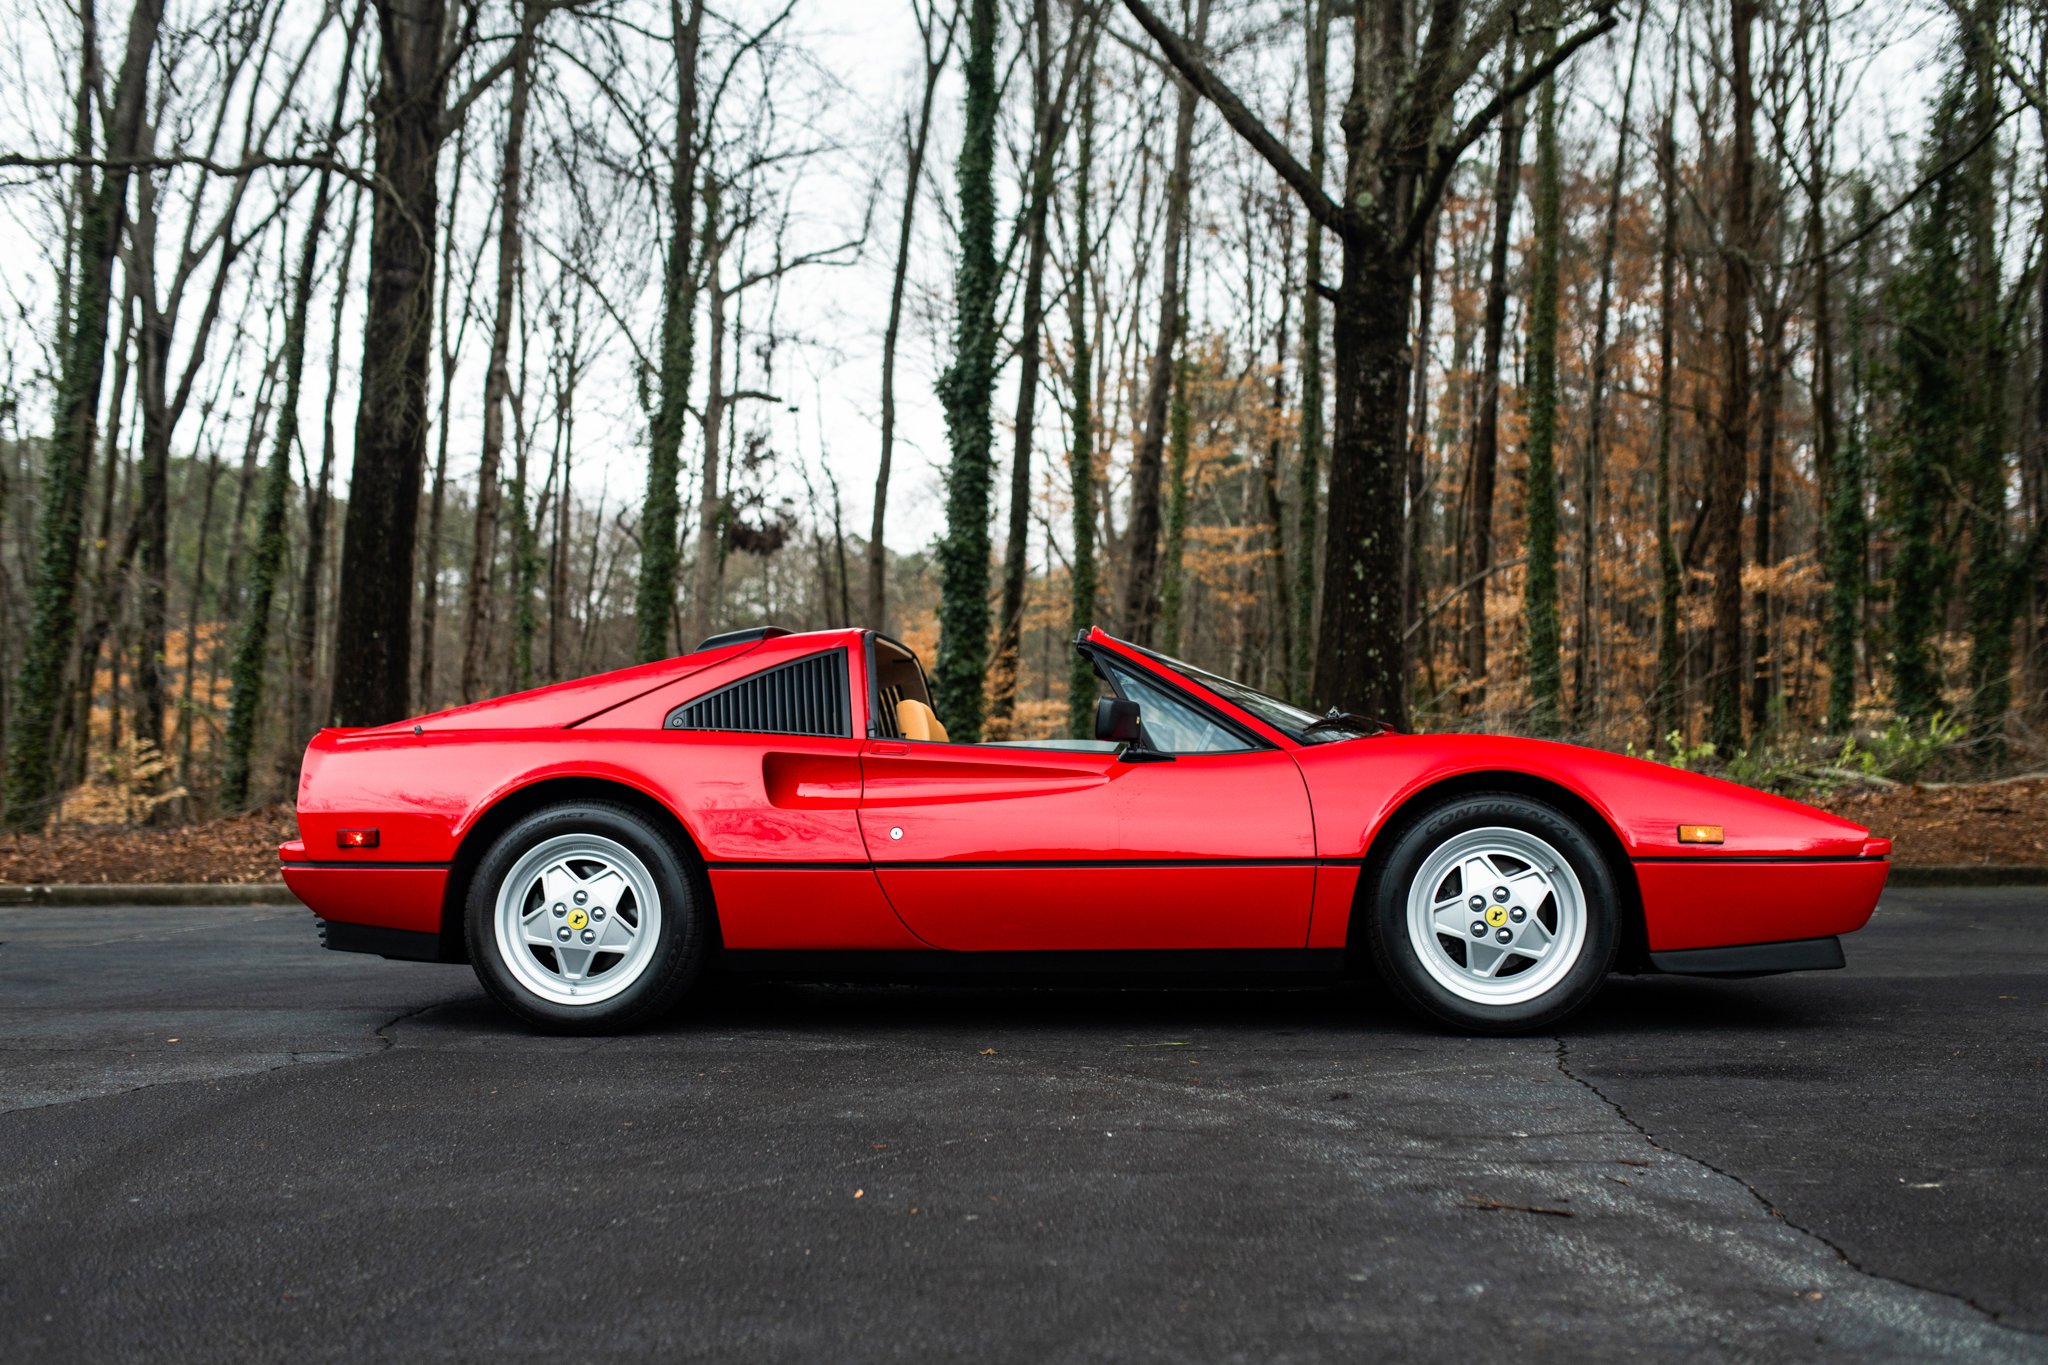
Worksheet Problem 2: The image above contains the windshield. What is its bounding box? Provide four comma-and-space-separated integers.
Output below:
1124, 645, 1359, 744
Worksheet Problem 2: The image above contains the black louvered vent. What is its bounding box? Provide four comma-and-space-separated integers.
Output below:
664, 650, 850, 737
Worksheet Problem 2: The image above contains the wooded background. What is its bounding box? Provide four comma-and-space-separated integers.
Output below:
0, 0, 2044, 831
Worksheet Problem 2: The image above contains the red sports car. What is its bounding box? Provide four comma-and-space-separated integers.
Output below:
282, 626, 1891, 1033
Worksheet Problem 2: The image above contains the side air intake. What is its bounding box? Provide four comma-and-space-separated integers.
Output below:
663, 649, 851, 737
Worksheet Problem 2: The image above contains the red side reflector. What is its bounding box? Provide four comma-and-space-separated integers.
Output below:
337, 829, 380, 849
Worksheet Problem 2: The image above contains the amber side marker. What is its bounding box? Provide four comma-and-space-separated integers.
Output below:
1677, 824, 1725, 845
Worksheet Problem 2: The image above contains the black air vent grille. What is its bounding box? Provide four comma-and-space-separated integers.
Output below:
664, 650, 850, 737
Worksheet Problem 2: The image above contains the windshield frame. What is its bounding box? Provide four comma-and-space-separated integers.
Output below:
1112, 639, 1347, 745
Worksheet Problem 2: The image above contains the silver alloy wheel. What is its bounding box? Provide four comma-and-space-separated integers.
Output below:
493, 832, 662, 1007
1404, 825, 1588, 1007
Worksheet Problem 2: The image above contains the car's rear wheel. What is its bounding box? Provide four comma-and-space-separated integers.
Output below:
1366, 793, 1617, 1033
465, 801, 708, 1033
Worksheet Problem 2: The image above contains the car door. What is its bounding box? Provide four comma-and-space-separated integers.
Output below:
857, 663, 1315, 951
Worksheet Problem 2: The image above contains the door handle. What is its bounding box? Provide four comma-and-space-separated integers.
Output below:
868, 742, 909, 756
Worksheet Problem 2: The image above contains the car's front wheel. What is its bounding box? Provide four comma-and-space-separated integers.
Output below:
465, 801, 709, 1033
1366, 793, 1617, 1033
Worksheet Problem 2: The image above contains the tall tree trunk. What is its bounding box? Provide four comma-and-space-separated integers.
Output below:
459, 6, 537, 702
414, 125, 474, 714
332, 0, 454, 725
1290, 0, 1328, 701
991, 0, 1059, 731
1463, 47, 1524, 708
221, 2, 365, 808
1749, 286, 1788, 734
1157, 305, 1191, 654
1708, 0, 1757, 754
1959, 2, 2015, 748
1066, 49, 1099, 738
1825, 182, 1871, 735
868, 2, 956, 635
1266, 211, 1295, 682
932, 0, 1000, 740
1523, 65, 1564, 737
293, 177, 364, 756
3, 0, 159, 831
1571, 13, 1643, 729
633, 0, 705, 662
1119, 0, 1208, 646
548, 338, 577, 680
1652, 97, 1682, 751
688, 190, 727, 651
1404, 205, 1437, 692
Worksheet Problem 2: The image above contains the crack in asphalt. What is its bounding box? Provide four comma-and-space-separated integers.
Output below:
1552, 1033, 2044, 1338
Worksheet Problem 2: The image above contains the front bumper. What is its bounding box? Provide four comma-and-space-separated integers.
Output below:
1634, 851, 1889, 957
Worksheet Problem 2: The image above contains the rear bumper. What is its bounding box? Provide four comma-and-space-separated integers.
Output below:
318, 919, 461, 963
1634, 855, 1888, 953
281, 839, 457, 959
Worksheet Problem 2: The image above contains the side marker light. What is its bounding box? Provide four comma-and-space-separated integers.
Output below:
1677, 825, 1724, 845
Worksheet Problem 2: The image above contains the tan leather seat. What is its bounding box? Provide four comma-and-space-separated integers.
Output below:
897, 698, 949, 742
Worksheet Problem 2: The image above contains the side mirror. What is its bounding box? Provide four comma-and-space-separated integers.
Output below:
1094, 696, 1142, 744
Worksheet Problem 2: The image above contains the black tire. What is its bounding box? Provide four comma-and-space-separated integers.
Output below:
464, 800, 710, 1033
1365, 792, 1618, 1034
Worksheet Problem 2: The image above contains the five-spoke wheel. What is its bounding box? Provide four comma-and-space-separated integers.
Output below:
1368, 793, 1617, 1032
465, 801, 708, 1032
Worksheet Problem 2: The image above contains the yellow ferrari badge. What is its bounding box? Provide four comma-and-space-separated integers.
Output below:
1484, 905, 1509, 928
567, 908, 589, 931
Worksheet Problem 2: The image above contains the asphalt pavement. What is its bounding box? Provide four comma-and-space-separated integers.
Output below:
1, 888, 2044, 1363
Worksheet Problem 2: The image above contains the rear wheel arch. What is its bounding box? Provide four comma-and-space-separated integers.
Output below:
442, 776, 715, 959
1348, 770, 1646, 973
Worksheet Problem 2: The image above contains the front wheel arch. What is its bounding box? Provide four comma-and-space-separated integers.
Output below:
441, 776, 715, 961
1347, 770, 1646, 974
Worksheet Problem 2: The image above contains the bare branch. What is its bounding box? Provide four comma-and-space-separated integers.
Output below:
1119, 0, 1345, 235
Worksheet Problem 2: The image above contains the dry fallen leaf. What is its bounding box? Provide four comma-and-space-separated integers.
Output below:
979, 1048, 997, 1055
853, 1189, 864, 1199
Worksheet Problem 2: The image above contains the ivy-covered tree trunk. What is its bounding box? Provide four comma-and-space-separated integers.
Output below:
991, 0, 1061, 732
220, 6, 366, 809
1522, 67, 1563, 738
932, 0, 1000, 740
3, 0, 159, 832
632, 0, 703, 663
1888, 40, 1991, 725
1956, 3, 2016, 749
1066, 49, 1099, 739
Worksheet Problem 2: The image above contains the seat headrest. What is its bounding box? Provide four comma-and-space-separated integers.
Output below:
896, 698, 948, 743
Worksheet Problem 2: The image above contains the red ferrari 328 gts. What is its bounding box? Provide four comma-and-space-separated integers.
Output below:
282, 626, 1891, 1033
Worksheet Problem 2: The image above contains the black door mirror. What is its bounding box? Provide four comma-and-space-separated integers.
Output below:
1094, 696, 1142, 743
